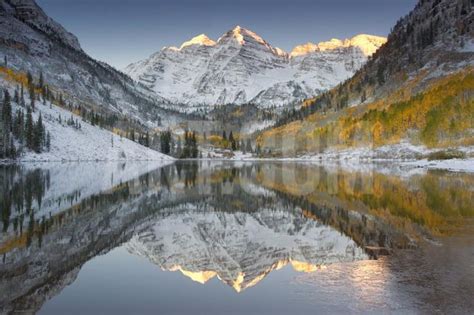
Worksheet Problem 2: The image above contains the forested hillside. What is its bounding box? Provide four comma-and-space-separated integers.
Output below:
259, 0, 474, 158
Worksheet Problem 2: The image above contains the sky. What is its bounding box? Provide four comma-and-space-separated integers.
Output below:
37, 0, 418, 69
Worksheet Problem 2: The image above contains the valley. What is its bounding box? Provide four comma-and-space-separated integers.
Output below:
0, 0, 473, 168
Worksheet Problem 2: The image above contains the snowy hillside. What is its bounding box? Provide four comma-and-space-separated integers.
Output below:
0, 78, 174, 162
0, 0, 177, 129
125, 26, 386, 111
21, 101, 173, 162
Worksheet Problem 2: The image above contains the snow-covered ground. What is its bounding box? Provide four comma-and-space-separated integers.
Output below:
22, 102, 173, 162
402, 159, 474, 173
203, 141, 474, 173
1, 78, 174, 162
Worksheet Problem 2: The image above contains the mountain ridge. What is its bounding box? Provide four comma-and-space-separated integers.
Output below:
125, 26, 386, 112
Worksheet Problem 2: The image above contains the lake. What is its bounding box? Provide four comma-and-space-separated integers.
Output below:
1, 161, 473, 314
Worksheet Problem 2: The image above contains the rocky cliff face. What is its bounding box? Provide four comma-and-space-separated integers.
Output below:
125, 26, 386, 112
0, 0, 177, 128
2, 0, 82, 51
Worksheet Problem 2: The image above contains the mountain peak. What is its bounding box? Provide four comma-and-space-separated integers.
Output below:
219, 25, 267, 46
346, 34, 387, 56
180, 34, 216, 49
4, 0, 82, 51
290, 34, 386, 57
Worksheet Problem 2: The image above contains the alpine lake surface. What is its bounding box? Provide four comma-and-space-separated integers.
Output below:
1, 161, 473, 315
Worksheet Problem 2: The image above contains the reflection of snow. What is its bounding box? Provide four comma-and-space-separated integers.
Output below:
241, 181, 276, 198
127, 207, 368, 292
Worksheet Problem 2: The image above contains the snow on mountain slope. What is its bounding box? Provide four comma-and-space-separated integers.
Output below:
0, 78, 174, 162
125, 26, 386, 112
22, 101, 174, 162
2, 0, 82, 51
0, 0, 174, 128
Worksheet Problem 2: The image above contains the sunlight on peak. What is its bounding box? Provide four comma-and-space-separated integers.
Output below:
290, 34, 387, 57
180, 34, 216, 49
216, 25, 267, 46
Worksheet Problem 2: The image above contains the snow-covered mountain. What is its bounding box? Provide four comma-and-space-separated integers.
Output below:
125, 26, 386, 111
0, 0, 175, 128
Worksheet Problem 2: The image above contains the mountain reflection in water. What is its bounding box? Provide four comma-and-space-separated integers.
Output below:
0, 161, 473, 314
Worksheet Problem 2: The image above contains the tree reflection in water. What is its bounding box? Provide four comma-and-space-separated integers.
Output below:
0, 162, 473, 314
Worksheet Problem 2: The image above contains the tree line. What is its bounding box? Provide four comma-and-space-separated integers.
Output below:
1, 86, 49, 159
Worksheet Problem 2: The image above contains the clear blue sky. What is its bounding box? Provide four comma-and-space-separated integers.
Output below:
37, 0, 418, 69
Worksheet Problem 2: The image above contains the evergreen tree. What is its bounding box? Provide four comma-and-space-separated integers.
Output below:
20, 84, 25, 106
26, 72, 33, 87
246, 139, 253, 153
229, 131, 237, 151
2, 90, 12, 129
29, 85, 35, 110
13, 109, 24, 143
145, 131, 150, 147
160, 130, 172, 154
9, 138, 16, 158
191, 132, 198, 158
33, 113, 44, 153
14, 88, 19, 104
25, 107, 34, 150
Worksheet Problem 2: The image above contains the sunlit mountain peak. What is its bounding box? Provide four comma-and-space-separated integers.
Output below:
180, 34, 216, 49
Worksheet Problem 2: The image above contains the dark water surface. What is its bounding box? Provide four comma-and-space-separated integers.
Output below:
1, 161, 473, 314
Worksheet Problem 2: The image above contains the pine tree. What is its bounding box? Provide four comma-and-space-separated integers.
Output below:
160, 130, 172, 154
14, 88, 19, 104
229, 131, 236, 151
25, 107, 34, 150
246, 139, 252, 153
20, 84, 25, 106
13, 109, 24, 143
33, 113, 44, 153
191, 132, 198, 158
27, 72, 33, 87
145, 131, 150, 147
2, 90, 12, 129
9, 138, 16, 158
29, 85, 35, 110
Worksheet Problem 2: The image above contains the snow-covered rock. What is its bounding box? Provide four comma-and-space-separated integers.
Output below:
0, 0, 177, 129
125, 26, 386, 112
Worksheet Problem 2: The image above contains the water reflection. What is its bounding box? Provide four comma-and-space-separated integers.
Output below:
0, 162, 473, 314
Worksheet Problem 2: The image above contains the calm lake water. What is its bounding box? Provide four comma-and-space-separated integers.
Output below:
1, 161, 473, 314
